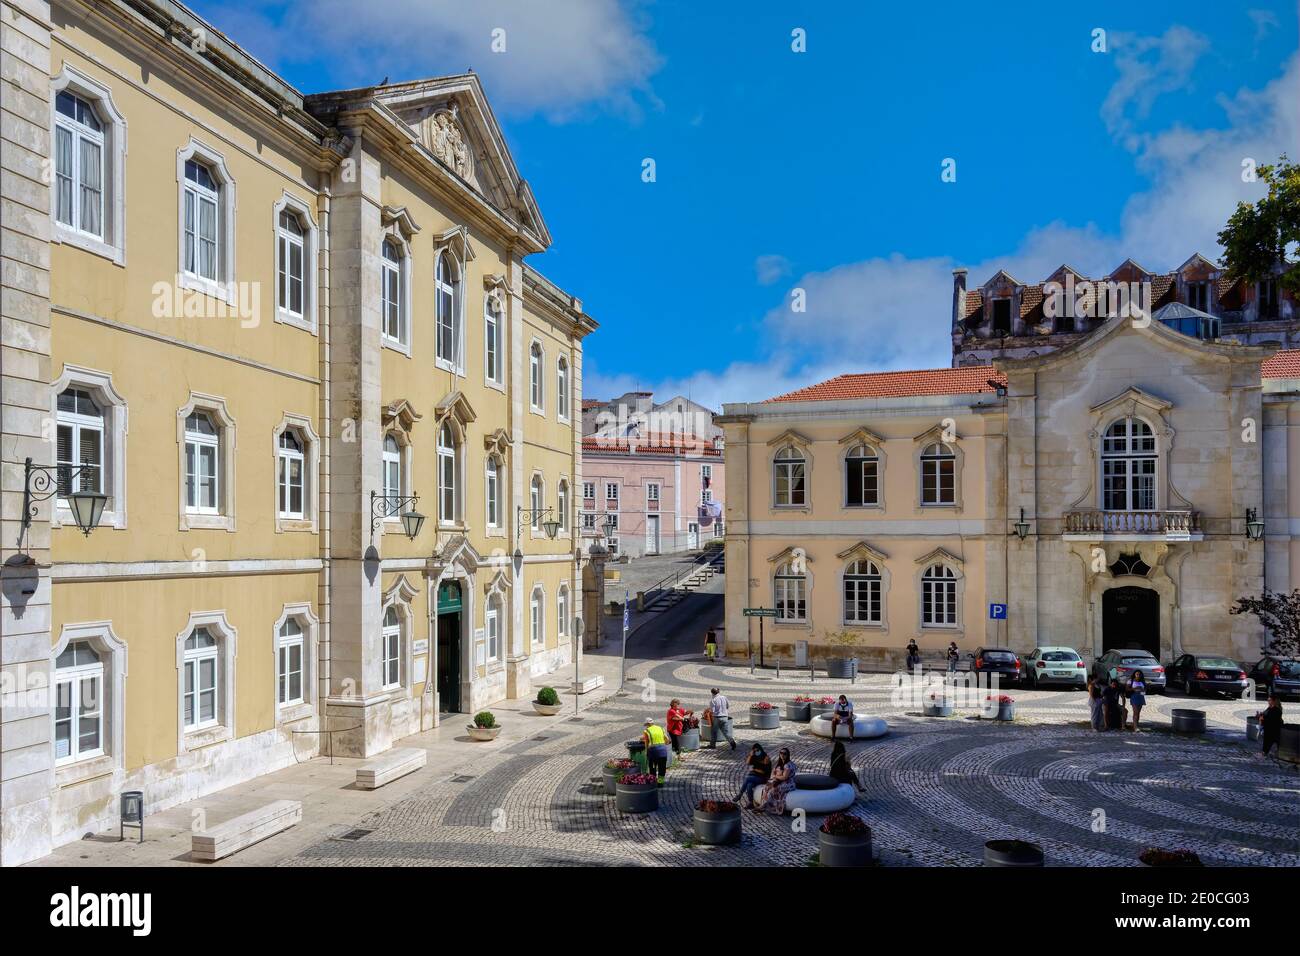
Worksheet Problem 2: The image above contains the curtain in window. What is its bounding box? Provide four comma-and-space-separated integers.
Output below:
79, 136, 102, 237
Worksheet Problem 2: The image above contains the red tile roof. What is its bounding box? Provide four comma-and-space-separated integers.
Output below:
1262, 350, 1300, 378
582, 433, 722, 456
766, 366, 1007, 403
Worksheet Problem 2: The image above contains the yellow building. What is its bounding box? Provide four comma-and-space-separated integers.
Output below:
0, 0, 594, 864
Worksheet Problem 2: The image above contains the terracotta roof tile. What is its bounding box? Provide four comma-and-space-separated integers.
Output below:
1262, 350, 1300, 378
582, 433, 721, 456
765, 366, 1007, 403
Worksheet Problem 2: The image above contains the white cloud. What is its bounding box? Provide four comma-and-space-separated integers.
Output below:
205, 0, 662, 120
754, 254, 792, 285
1101, 26, 1210, 149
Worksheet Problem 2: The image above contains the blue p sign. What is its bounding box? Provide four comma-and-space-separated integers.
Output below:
989, 603, 1008, 620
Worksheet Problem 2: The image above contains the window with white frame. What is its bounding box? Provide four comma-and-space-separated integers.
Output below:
607, 536, 620, 554
184, 411, 220, 514
605, 482, 619, 504
1102, 418, 1156, 511
843, 559, 882, 625
845, 444, 879, 507
277, 427, 306, 519
381, 239, 407, 348
54, 641, 103, 764
485, 294, 502, 385
277, 617, 305, 707
486, 456, 501, 528
581, 512, 596, 531
646, 482, 660, 510
182, 627, 219, 731
557, 356, 570, 420
486, 595, 502, 662
558, 586, 570, 639
438, 423, 458, 525
583, 481, 596, 501
56, 387, 103, 500
920, 443, 956, 506
606, 513, 619, 531
774, 446, 806, 506
700, 464, 713, 504
530, 588, 544, 646
774, 561, 807, 622
530, 474, 544, 530
276, 210, 305, 320
557, 480, 569, 532
183, 158, 220, 282
436, 251, 461, 370
921, 564, 957, 627
382, 606, 401, 688
530, 342, 544, 410
382, 434, 402, 516
54, 90, 103, 240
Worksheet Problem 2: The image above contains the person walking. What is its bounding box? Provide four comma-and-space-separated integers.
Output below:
706, 687, 736, 750
1126, 670, 1148, 731
830, 694, 855, 740
828, 739, 865, 793
642, 718, 672, 785
756, 747, 798, 814
704, 629, 718, 661
1260, 695, 1285, 757
906, 639, 922, 673
665, 699, 692, 754
1103, 678, 1124, 731
946, 641, 960, 674
733, 743, 771, 810
1087, 677, 1105, 731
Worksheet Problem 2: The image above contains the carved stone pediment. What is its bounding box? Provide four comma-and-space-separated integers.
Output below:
419, 108, 475, 185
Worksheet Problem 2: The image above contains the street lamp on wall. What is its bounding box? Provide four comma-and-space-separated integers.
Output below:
518, 505, 561, 540
1245, 507, 1264, 541
370, 490, 425, 541
1013, 507, 1031, 540
19, 456, 107, 544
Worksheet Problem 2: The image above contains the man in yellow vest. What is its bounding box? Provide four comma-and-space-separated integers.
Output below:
642, 718, 671, 785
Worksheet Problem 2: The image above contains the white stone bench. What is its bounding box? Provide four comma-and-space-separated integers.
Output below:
810, 713, 888, 739
191, 800, 302, 862
356, 747, 426, 790
571, 675, 605, 695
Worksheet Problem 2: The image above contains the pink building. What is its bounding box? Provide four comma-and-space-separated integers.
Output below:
580, 432, 724, 557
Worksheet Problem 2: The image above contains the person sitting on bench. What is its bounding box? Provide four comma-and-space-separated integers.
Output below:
830, 695, 855, 738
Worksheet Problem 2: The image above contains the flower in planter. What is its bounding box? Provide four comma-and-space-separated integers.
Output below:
819, 811, 871, 837
985, 695, 1016, 704
473, 710, 498, 728
605, 758, 636, 771
697, 799, 739, 813
1138, 847, 1203, 867
818, 696, 837, 705
618, 772, 658, 786
684, 715, 701, 730
792, 695, 814, 703
751, 701, 775, 710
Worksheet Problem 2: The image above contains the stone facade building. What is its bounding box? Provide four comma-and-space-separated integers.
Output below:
0, 0, 594, 865
720, 316, 1300, 673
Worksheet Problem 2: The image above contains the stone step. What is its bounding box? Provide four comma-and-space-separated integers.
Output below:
356, 747, 426, 790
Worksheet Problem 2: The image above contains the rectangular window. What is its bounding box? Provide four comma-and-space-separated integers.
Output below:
278, 623, 304, 707
583, 481, 596, 501
605, 483, 619, 503
183, 653, 217, 729
54, 91, 104, 239
485, 304, 500, 384
277, 430, 305, 519
531, 594, 543, 646
381, 242, 405, 346
382, 618, 400, 689
183, 160, 219, 282
185, 412, 220, 514
486, 461, 500, 527
1187, 281, 1210, 312
775, 575, 806, 622
277, 213, 305, 318
54, 649, 103, 765
646, 483, 660, 510
991, 298, 1012, 335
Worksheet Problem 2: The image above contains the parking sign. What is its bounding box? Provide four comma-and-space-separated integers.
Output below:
989, 603, 1008, 620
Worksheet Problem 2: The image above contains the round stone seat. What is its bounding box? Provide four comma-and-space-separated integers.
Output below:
810, 714, 887, 740
792, 773, 839, 791
782, 781, 856, 815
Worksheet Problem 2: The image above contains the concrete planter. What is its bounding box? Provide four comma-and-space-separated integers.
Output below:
1246, 719, 1261, 742
826, 658, 857, 680
818, 830, 873, 867
601, 765, 624, 795
923, 701, 955, 717
810, 702, 836, 719
467, 724, 501, 741
1171, 709, 1206, 734
1280, 724, 1300, 764
693, 807, 742, 846
615, 781, 659, 814
984, 839, 1044, 867
679, 728, 700, 751
532, 701, 563, 716
749, 706, 780, 730
785, 701, 812, 722
984, 701, 1015, 721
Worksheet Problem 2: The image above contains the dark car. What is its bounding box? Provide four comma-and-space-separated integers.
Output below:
1092, 649, 1166, 692
1247, 657, 1300, 700
971, 647, 1022, 686
1165, 654, 1250, 698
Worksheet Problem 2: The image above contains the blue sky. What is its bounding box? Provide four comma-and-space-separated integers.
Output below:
191, 1, 1299, 407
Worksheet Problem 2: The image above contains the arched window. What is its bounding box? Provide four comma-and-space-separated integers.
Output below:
381, 239, 406, 347
1102, 417, 1156, 511
182, 627, 219, 730
184, 411, 220, 514
56, 387, 103, 498
381, 434, 402, 514
54, 90, 103, 239
774, 561, 806, 622
54, 641, 103, 764
277, 428, 305, 519
843, 559, 882, 625
774, 446, 806, 507
530, 474, 544, 530
484, 294, 502, 385
845, 444, 878, 507
183, 158, 221, 282
277, 617, 304, 707
557, 479, 569, 533
529, 342, 544, 411
921, 564, 957, 627
485, 456, 501, 528
437, 422, 457, 524
920, 442, 956, 505
557, 356, 570, 420
530, 587, 544, 646
276, 210, 305, 319
435, 251, 461, 368
381, 605, 401, 689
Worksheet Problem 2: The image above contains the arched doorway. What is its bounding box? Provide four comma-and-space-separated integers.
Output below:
1102, 586, 1159, 657
436, 579, 463, 713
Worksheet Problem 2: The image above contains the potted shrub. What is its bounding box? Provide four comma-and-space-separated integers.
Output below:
785, 695, 813, 722
615, 772, 660, 813
533, 686, 563, 716
924, 690, 954, 717
983, 839, 1044, 867
1139, 847, 1203, 867
817, 812, 873, 867
679, 714, 701, 751
467, 711, 501, 741
810, 696, 837, 719
984, 694, 1016, 721
693, 799, 741, 845
749, 701, 780, 730
602, 758, 636, 795
823, 630, 860, 679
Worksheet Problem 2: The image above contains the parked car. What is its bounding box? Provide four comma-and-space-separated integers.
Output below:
971, 647, 1022, 686
1246, 657, 1300, 700
1165, 654, 1250, 698
1092, 649, 1166, 693
1022, 646, 1088, 688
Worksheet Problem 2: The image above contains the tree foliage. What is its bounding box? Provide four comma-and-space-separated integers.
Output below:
1217, 155, 1300, 292
1229, 589, 1300, 658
